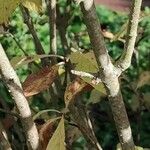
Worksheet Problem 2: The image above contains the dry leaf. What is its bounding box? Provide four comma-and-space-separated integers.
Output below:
23, 65, 59, 97
39, 117, 61, 150
46, 117, 65, 150
64, 78, 91, 107
137, 71, 150, 89
102, 30, 114, 39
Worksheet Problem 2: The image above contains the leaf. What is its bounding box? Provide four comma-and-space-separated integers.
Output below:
46, 117, 65, 150
82, 77, 106, 95
0, 0, 42, 24
102, 30, 114, 39
69, 51, 98, 73
10, 54, 53, 69
0, 0, 20, 24
137, 71, 150, 89
21, 0, 42, 12
39, 117, 61, 150
88, 89, 105, 104
64, 77, 92, 107
23, 65, 59, 97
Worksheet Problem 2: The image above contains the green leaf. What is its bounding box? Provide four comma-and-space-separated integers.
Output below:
46, 117, 65, 150
69, 51, 98, 73
88, 89, 105, 104
82, 77, 106, 95
10, 54, 56, 69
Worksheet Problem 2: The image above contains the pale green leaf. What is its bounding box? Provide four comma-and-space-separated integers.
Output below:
21, 0, 42, 12
88, 89, 105, 104
82, 77, 106, 95
10, 54, 55, 69
46, 117, 65, 150
69, 51, 98, 73
0, 0, 20, 24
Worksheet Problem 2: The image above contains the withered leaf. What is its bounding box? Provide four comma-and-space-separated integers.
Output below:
46, 117, 65, 150
64, 77, 92, 107
23, 65, 59, 97
39, 117, 61, 150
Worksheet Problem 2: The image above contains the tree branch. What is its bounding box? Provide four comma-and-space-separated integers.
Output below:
80, 1, 136, 149
0, 44, 39, 150
20, 6, 45, 56
45, 0, 57, 63
116, 0, 142, 71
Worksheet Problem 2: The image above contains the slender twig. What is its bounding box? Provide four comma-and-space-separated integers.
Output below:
45, 0, 57, 63
20, 6, 45, 56
45, 0, 64, 98
68, 94, 103, 150
0, 44, 39, 150
116, 0, 142, 71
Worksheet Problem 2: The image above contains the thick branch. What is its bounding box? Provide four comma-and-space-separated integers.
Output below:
0, 44, 39, 150
80, 0, 114, 77
80, 1, 135, 150
116, 0, 142, 71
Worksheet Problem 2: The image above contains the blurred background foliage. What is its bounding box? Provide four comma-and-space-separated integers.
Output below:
0, 1, 150, 149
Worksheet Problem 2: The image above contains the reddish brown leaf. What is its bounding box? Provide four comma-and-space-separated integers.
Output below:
23, 65, 59, 97
64, 77, 92, 107
39, 120, 55, 150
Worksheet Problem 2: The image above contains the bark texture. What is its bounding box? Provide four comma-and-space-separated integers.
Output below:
0, 44, 39, 150
80, 0, 142, 149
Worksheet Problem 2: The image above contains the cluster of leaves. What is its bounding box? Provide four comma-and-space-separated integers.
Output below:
0, 0, 150, 150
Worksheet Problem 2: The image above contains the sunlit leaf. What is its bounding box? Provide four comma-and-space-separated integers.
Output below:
69, 51, 98, 73
23, 65, 59, 97
10, 55, 52, 69
0, 0, 20, 24
137, 71, 150, 89
64, 77, 91, 107
82, 77, 106, 95
22, 0, 42, 12
46, 117, 65, 150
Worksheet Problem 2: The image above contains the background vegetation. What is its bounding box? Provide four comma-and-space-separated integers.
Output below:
0, 1, 149, 150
